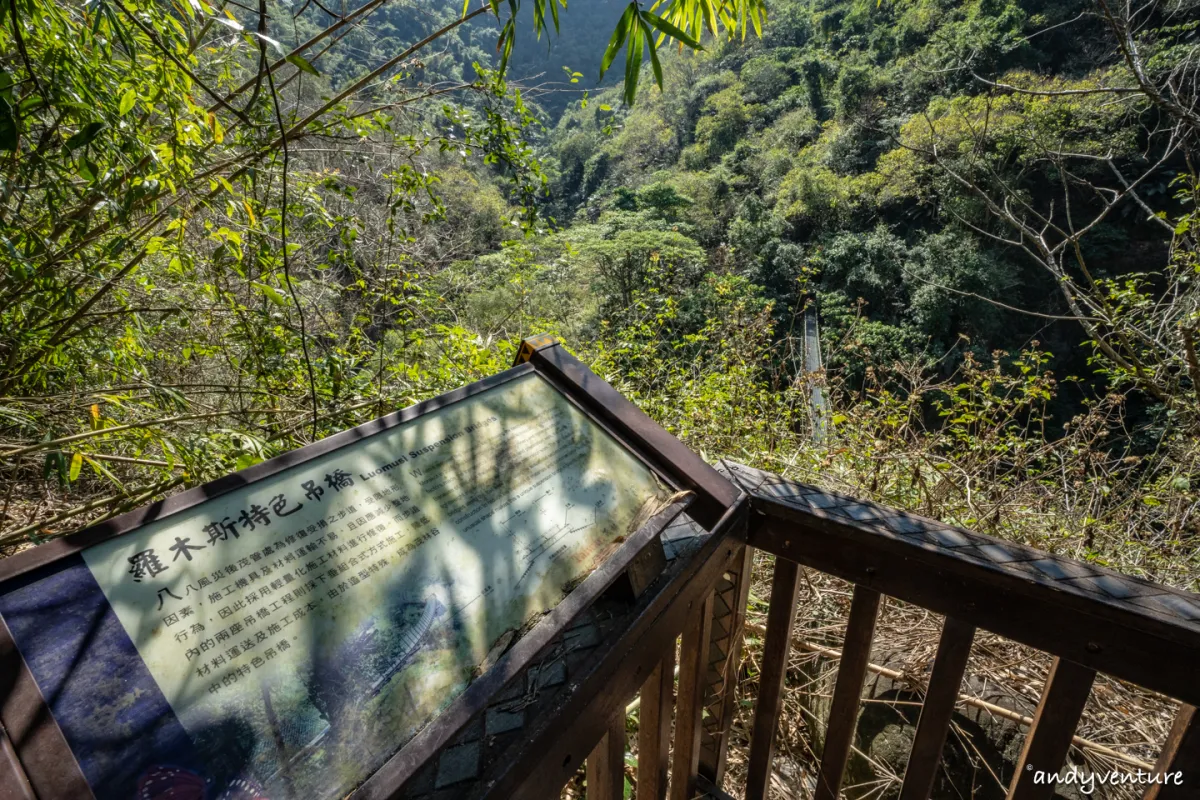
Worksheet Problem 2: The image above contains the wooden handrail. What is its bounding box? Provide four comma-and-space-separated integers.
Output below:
721, 460, 1200, 707
713, 460, 1200, 800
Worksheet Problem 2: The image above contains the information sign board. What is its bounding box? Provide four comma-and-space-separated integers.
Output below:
0, 370, 673, 799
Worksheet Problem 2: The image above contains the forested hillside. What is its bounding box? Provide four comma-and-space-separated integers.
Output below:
450, 0, 1200, 587
2, 0, 1197, 581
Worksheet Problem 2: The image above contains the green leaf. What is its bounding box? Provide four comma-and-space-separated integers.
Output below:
68, 452, 83, 482
119, 88, 137, 116
643, 10, 703, 49
235, 453, 262, 471
252, 281, 288, 306
84, 456, 122, 488
600, 4, 636, 81
496, 18, 515, 74
65, 121, 106, 152
286, 53, 321, 77
623, 16, 643, 105
639, 15, 664, 90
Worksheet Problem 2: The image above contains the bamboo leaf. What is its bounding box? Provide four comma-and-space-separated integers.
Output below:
623, 17, 643, 105
600, 4, 636, 81
64, 121, 105, 152
286, 53, 320, 76
639, 15, 664, 90
119, 88, 137, 115
643, 10, 702, 49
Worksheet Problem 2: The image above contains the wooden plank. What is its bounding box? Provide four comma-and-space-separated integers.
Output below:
724, 461, 1200, 708
1006, 658, 1096, 800
813, 586, 882, 800
1145, 704, 1200, 800
477, 498, 748, 800
637, 651, 676, 800
586, 713, 626, 800
898, 617, 976, 800
0, 723, 34, 800
745, 557, 802, 800
670, 591, 716, 800
698, 543, 754, 784
0, 616, 92, 799
530, 344, 739, 528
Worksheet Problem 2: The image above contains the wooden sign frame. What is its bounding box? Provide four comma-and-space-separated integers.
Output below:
0, 339, 741, 800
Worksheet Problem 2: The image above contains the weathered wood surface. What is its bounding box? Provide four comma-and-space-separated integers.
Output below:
1145, 704, 1200, 800
697, 544, 753, 783
636, 653, 675, 800
813, 586, 881, 800
1006, 658, 1096, 800
585, 713, 625, 800
0, 616, 91, 799
744, 557, 801, 800
898, 617, 976, 800
723, 460, 1200, 707
671, 591, 715, 800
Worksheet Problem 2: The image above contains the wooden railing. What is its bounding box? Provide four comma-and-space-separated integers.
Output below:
393, 459, 1200, 800
578, 459, 1200, 800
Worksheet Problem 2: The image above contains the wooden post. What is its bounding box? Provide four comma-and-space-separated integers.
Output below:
745, 558, 802, 800
1145, 704, 1199, 800
670, 591, 715, 800
698, 543, 754, 785
586, 712, 626, 800
898, 617, 976, 800
813, 586, 882, 800
637, 650, 676, 800
1006, 658, 1096, 800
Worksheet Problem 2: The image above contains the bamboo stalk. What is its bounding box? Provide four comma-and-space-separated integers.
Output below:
0, 476, 185, 545
0, 409, 290, 460
82, 453, 178, 469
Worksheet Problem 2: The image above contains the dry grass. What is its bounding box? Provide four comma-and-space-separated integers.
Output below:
563, 553, 1180, 800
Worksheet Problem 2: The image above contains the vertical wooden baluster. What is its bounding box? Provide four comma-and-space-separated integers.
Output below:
670, 591, 715, 800
813, 585, 882, 800
586, 712, 626, 800
699, 544, 754, 785
637, 649, 676, 800
1006, 658, 1096, 800
1145, 704, 1199, 800
745, 558, 802, 800
897, 617, 976, 800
